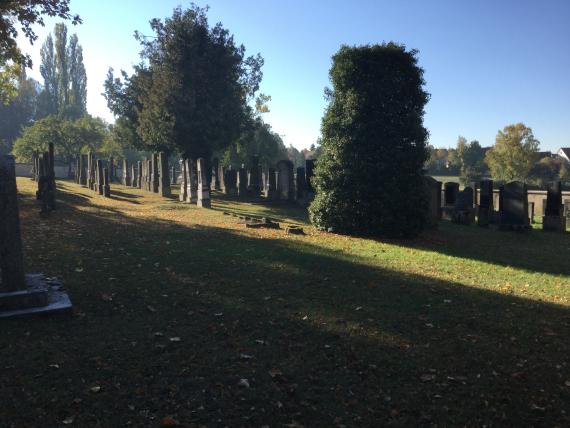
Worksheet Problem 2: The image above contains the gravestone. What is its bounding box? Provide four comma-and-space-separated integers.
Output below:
224, 168, 237, 196
0, 155, 72, 318
158, 152, 171, 197
265, 167, 277, 200
528, 202, 535, 224
179, 159, 188, 202
543, 181, 564, 232
453, 187, 474, 225
131, 164, 137, 188
276, 160, 295, 201
296, 167, 308, 203
211, 158, 221, 191
219, 165, 226, 193
247, 156, 261, 197
424, 176, 441, 228
444, 182, 459, 206
171, 166, 176, 186
196, 158, 211, 208
237, 167, 248, 197
477, 180, 494, 226
499, 181, 530, 230
79, 154, 87, 186
565, 200, 570, 230
96, 160, 104, 195
137, 161, 142, 189
122, 159, 131, 186
151, 153, 159, 193
103, 168, 111, 197
109, 157, 115, 182
185, 159, 198, 203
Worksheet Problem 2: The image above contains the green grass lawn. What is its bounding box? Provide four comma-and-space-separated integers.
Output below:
2, 178, 569, 427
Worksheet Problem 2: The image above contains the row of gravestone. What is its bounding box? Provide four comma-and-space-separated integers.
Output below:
424, 178, 568, 232
118, 153, 171, 197
75, 153, 111, 197
30, 145, 56, 215
204, 156, 316, 204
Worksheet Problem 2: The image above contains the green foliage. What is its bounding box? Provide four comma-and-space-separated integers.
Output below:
456, 136, 486, 185
12, 115, 106, 162
0, 60, 20, 104
529, 156, 566, 188
104, 5, 263, 160
287, 145, 305, 168
36, 23, 87, 119
0, 0, 81, 67
485, 123, 539, 182
0, 67, 38, 154
309, 43, 429, 237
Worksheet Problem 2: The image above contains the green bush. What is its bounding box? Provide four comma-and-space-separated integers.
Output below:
309, 43, 429, 237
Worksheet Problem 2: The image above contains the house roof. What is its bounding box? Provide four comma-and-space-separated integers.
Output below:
558, 147, 570, 157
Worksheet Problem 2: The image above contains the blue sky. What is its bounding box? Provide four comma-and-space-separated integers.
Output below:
16, 0, 570, 151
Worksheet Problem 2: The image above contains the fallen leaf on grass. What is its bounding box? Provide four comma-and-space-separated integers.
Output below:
420, 374, 436, 382
90, 386, 101, 393
238, 378, 250, 388
169, 337, 181, 342
62, 416, 74, 425
161, 416, 180, 426
269, 368, 283, 378
147, 305, 157, 313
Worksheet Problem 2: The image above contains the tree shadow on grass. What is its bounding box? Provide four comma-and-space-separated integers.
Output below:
4, 185, 569, 427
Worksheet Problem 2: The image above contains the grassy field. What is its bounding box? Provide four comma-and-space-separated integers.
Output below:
1, 178, 569, 427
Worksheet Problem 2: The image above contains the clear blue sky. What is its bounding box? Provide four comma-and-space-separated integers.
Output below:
16, 0, 570, 151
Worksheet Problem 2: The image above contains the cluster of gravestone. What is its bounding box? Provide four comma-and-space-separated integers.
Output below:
425, 178, 568, 232
30, 143, 56, 215
198, 156, 315, 205
75, 152, 111, 197
119, 152, 172, 197
0, 155, 72, 318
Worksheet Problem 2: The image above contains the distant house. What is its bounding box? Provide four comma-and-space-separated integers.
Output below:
557, 147, 570, 162
536, 151, 553, 160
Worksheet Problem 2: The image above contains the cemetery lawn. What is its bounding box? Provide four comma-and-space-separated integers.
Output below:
2, 178, 569, 427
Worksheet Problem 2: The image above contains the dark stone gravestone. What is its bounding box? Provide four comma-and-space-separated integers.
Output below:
179, 159, 188, 202
158, 152, 171, 197
543, 181, 564, 232
237, 167, 248, 197
131, 164, 137, 188
79, 154, 87, 186
103, 168, 111, 198
171, 166, 176, 186
477, 180, 494, 226
276, 160, 294, 201
453, 187, 474, 225
151, 153, 159, 193
122, 159, 131, 186
211, 158, 221, 191
264, 167, 277, 200
0, 155, 72, 318
224, 168, 237, 196
137, 161, 142, 189
96, 160, 104, 195
444, 182, 459, 206
197, 158, 211, 208
247, 156, 261, 197
306, 159, 315, 193
499, 181, 530, 230
424, 177, 441, 227
109, 157, 115, 182
296, 167, 308, 204
185, 159, 198, 203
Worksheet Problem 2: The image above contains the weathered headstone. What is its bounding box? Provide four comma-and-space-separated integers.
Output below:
87, 152, 94, 190
499, 181, 530, 230
179, 159, 188, 202
96, 160, 104, 196
158, 152, 171, 197
131, 164, 137, 188
453, 187, 474, 225
424, 176, 441, 227
211, 158, 221, 191
224, 168, 237, 196
171, 166, 176, 186
151, 153, 159, 193
0, 155, 72, 318
109, 157, 115, 183
477, 180, 494, 226
444, 182, 459, 206
79, 154, 87, 186
137, 161, 142, 189
247, 156, 261, 197
276, 160, 294, 201
196, 158, 211, 208
237, 166, 248, 197
103, 168, 111, 197
543, 181, 564, 232
122, 159, 131, 186
264, 167, 277, 200
186, 159, 198, 203
296, 167, 308, 203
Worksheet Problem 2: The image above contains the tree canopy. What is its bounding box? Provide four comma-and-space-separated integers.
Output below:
485, 123, 539, 182
456, 136, 486, 185
309, 43, 429, 237
104, 5, 263, 160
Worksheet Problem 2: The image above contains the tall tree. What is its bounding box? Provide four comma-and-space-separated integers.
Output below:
485, 123, 539, 182
309, 43, 429, 237
104, 5, 263, 159
0, 0, 81, 67
456, 136, 486, 185
37, 23, 86, 119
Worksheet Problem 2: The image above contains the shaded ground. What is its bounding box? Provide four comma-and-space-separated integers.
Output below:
1, 179, 569, 427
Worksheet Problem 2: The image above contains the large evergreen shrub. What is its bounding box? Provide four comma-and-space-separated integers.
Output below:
309, 43, 429, 237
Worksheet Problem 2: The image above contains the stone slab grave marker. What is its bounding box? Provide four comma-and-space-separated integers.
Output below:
96, 160, 104, 195
79, 154, 87, 186
424, 176, 441, 228
442, 181, 459, 220
185, 159, 198, 203
247, 155, 261, 197
305, 159, 315, 199
179, 159, 188, 202
196, 158, 211, 208
211, 158, 221, 191
453, 187, 474, 225
151, 153, 160, 193
265, 167, 277, 200
237, 166, 248, 197
296, 167, 308, 204
477, 179, 494, 226
499, 181, 530, 230
0, 155, 72, 318
103, 167, 111, 197
543, 181, 565, 232
224, 167, 237, 196
122, 159, 131, 187
158, 152, 171, 197
137, 161, 142, 189
131, 164, 137, 188
276, 160, 295, 201
171, 166, 176, 186
109, 157, 115, 182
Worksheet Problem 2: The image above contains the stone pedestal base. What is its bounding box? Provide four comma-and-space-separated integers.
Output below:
441, 206, 455, 221
542, 215, 565, 232
477, 207, 492, 227
0, 274, 72, 319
